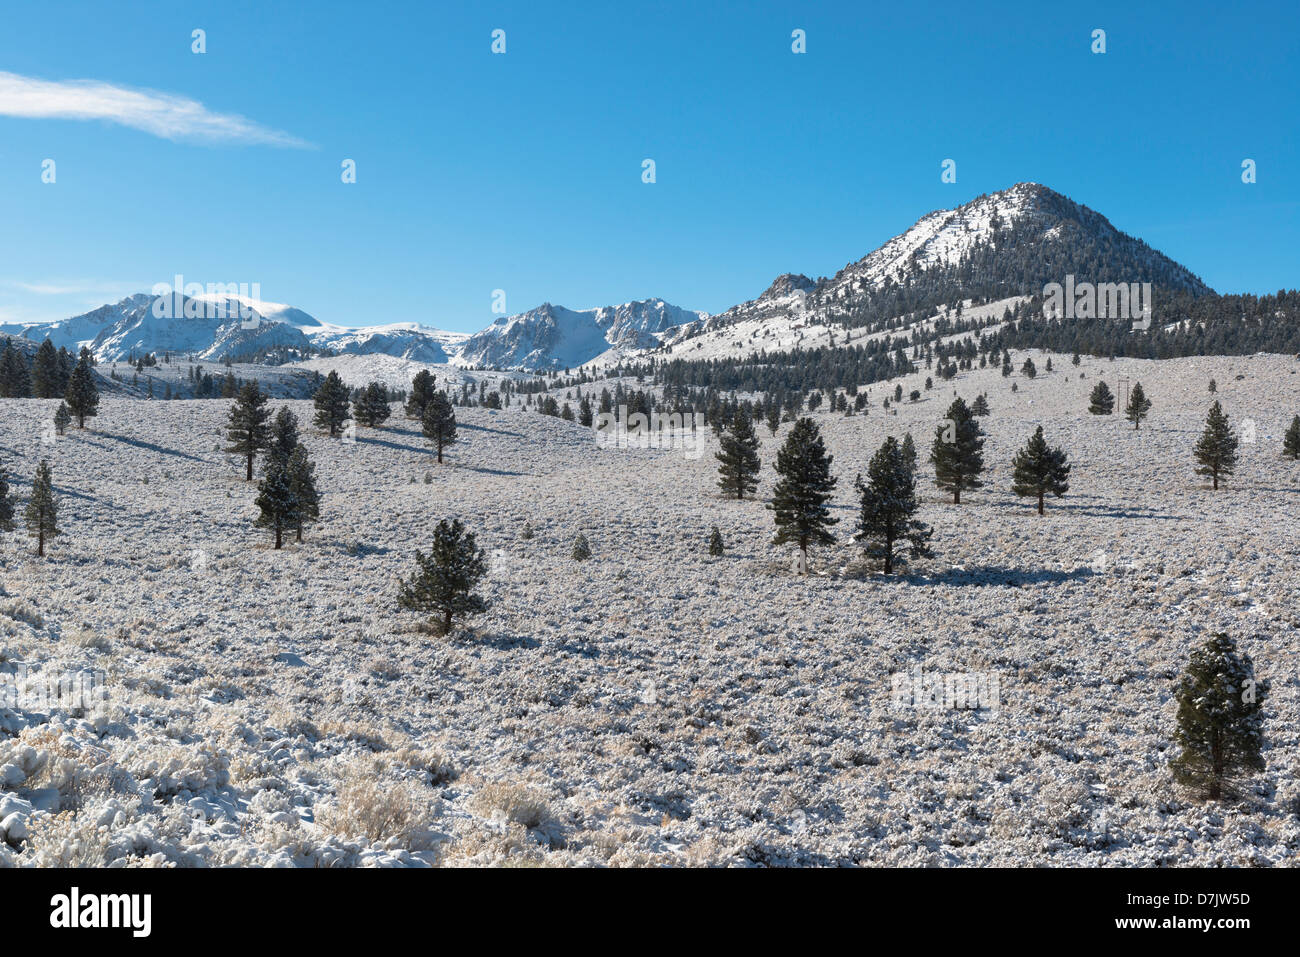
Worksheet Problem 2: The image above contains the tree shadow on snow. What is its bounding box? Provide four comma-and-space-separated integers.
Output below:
457, 422, 524, 438
982, 499, 1184, 521
897, 565, 1097, 587
84, 432, 207, 463
353, 434, 430, 454
457, 464, 534, 478
457, 630, 541, 651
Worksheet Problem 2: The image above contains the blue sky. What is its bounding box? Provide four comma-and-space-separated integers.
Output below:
1, 0, 1296, 331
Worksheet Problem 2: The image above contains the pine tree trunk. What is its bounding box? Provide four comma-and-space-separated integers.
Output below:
274, 525, 282, 549
444, 608, 453, 635
1038, 491, 1045, 516
1209, 731, 1224, 800
296, 523, 304, 543
437, 438, 443, 463
37, 528, 44, 557
246, 451, 254, 482
1212, 471, 1218, 491
953, 486, 961, 505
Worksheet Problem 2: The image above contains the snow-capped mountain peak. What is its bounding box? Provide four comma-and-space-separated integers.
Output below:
455, 297, 706, 369
660, 182, 1213, 358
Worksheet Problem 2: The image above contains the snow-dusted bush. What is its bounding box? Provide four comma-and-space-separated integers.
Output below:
472, 781, 552, 829
314, 758, 441, 848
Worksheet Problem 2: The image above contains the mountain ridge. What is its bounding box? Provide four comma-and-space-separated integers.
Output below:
1, 183, 1225, 371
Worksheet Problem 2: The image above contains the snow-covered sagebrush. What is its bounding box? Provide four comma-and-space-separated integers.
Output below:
0, 351, 1298, 866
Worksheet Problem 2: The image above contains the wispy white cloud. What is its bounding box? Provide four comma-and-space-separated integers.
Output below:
8, 280, 122, 296
3, 278, 141, 297
0, 70, 312, 148
0, 278, 147, 326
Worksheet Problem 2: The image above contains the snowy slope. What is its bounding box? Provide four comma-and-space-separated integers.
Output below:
286, 353, 523, 394
629, 296, 1028, 368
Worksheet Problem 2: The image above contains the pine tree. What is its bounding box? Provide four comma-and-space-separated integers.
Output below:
369, 381, 391, 425
1170, 633, 1268, 801
768, 418, 838, 573
55, 347, 73, 395
900, 432, 918, 479
53, 403, 71, 436
405, 370, 436, 420
571, 533, 592, 560
226, 382, 272, 481
1010, 426, 1072, 515
0, 467, 14, 532
930, 397, 985, 504
422, 391, 457, 463
853, 437, 932, 574
397, 518, 489, 636
765, 402, 780, 436
24, 459, 58, 557
266, 406, 300, 471
1283, 415, 1300, 460
0, 342, 31, 398
313, 370, 352, 437
1125, 382, 1152, 429
1021, 357, 1037, 379
708, 526, 725, 556
1194, 400, 1238, 490
353, 381, 391, 427
32, 339, 60, 398
716, 408, 761, 499
286, 445, 320, 543
1088, 381, 1115, 415
970, 393, 990, 416
64, 356, 99, 427
254, 458, 299, 549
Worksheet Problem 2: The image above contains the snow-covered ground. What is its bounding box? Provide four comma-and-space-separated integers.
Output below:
1, 351, 1298, 866
97, 357, 320, 399
285, 354, 524, 395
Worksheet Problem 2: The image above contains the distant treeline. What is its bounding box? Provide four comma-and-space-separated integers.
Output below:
998, 289, 1300, 358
